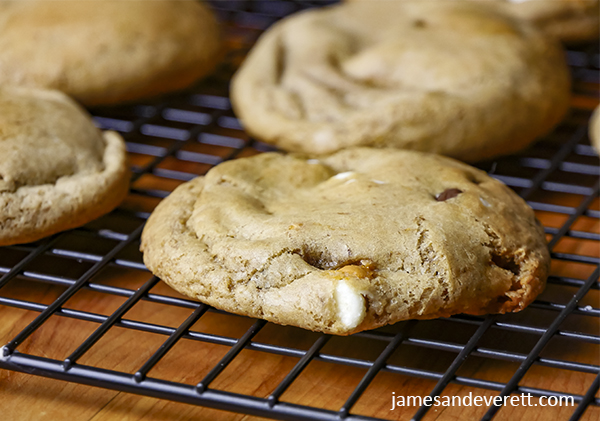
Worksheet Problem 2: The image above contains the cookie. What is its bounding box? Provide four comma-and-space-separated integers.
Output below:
0, 87, 130, 246
590, 105, 600, 154
231, 1, 570, 162
0, 0, 222, 106
346, 0, 599, 43
141, 148, 549, 335
500, 0, 599, 43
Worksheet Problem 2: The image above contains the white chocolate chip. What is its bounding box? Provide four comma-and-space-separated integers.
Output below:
372, 180, 386, 184
335, 280, 366, 329
480, 197, 492, 207
333, 171, 357, 180
307, 159, 321, 164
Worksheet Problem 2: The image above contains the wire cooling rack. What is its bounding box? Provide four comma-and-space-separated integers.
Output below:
0, 1, 598, 420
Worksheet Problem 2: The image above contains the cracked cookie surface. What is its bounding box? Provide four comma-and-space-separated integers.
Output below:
141, 148, 549, 335
231, 1, 570, 162
0, 87, 130, 246
0, 0, 221, 106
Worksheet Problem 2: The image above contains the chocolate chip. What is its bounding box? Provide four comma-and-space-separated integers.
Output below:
436, 188, 462, 201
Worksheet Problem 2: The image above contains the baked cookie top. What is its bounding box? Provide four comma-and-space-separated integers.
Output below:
0, 0, 221, 106
346, 0, 599, 43
141, 148, 549, 335
0, 87, 130, 246
500, 0, 599, 43
231, 1, 570, 162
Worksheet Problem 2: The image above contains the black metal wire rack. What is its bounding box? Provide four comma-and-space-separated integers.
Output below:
0, 1, 598, 420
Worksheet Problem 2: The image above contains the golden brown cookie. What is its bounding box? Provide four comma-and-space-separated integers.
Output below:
346, 0, 599, 43
231, 1, 570, 161
501, 0, 599, 43
141, 148, 549, 335
0, 0, 222, 106
0, 87, 130, 246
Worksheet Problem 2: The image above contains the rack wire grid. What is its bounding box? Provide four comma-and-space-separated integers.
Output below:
0, 1, 599, 420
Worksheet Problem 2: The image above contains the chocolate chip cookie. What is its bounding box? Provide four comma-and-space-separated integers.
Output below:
141, 148, 549, 335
